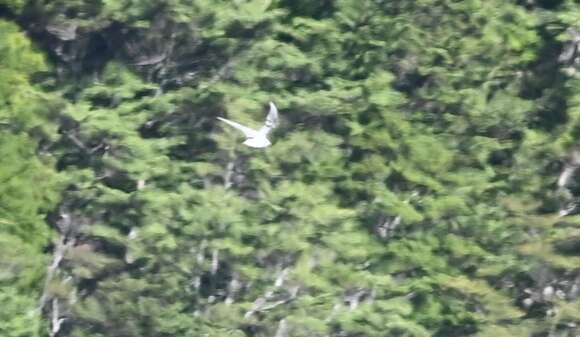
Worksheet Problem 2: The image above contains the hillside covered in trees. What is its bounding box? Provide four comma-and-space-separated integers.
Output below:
1, 0, 580, 336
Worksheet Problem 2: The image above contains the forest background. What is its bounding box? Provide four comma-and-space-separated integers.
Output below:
1, 0, 580, 336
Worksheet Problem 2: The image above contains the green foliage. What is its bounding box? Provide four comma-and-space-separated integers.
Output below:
0, 20, 61, 337
0, 287, 45, 337
0, 20, 60, 245
2, 0, 580, 336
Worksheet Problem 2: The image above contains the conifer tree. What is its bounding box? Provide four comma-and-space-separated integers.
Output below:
1, 0, 580, 336
0, 20, 61, 337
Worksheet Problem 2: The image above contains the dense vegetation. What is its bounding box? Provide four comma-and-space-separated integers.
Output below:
1, 0, 580, 336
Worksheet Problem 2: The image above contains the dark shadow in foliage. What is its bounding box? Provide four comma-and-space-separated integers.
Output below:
435, 318, 478, 337
199, 267, 233, 301
169, 139, 217, 161
489, 148, 516, 167
278, 0, 336, 19
535, 0, 565, 10
101, 171, 137, 193
554, 236, 580, 256
393, 70, 431, 96
521, 25, 570, 131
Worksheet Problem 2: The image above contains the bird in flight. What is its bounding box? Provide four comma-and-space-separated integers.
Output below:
217, 102, 279, 148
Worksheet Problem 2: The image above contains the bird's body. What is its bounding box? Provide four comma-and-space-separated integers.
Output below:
217, 102, 279, 148
243, 136, 271, 148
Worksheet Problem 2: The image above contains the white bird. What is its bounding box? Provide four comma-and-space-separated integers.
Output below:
217, 102, 279, 148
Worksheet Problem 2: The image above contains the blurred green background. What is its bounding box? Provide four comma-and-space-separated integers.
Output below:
1, 0, 580, 336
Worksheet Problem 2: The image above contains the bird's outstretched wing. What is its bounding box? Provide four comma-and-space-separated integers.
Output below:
217, 117, 258, 138
259, 102, 279, 135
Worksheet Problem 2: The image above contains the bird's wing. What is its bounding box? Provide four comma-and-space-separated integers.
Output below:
217, 117, 258, 138
258, 102, 279, 135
